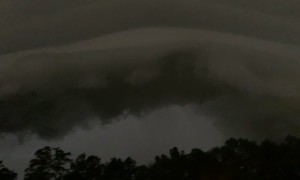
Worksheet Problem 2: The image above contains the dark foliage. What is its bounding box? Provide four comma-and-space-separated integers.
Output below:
0, 161, 17, 180
3, 136, 300, 179
64, 153, 103, 180
24, 146, 71, 180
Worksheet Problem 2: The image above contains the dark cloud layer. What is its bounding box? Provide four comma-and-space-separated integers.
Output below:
1, 0, 300, 54
1, 0, 300, 139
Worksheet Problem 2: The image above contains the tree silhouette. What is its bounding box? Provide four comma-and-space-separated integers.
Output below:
185, 148, 205, 180
65, 153, 103, 180
13, 135, 300, 180
147, 147, 187, 180
0, 161, 17, 180
102, 157, 136, 180
24, 146, 71, 180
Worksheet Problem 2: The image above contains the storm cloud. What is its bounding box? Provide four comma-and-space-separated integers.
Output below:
1, 0, 300, 139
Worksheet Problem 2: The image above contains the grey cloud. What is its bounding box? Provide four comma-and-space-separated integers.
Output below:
0, 27, 300, 139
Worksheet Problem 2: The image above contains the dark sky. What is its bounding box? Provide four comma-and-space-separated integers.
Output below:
1, 0, 300, 177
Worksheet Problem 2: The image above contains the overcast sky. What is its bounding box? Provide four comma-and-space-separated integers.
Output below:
1, 0, 300, 177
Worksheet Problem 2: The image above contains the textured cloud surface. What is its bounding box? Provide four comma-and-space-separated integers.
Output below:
1, 0, 300, 139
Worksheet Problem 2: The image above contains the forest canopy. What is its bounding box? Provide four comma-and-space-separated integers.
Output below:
2, 135, 300, 180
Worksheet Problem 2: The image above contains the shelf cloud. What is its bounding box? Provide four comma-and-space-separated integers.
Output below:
1, 0, 300, 139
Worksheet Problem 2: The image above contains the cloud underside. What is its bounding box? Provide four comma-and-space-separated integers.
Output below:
0, 28, 300, 139
1, 0, 300, 139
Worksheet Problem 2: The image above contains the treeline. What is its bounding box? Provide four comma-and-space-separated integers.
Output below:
2, 136, 300, 180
